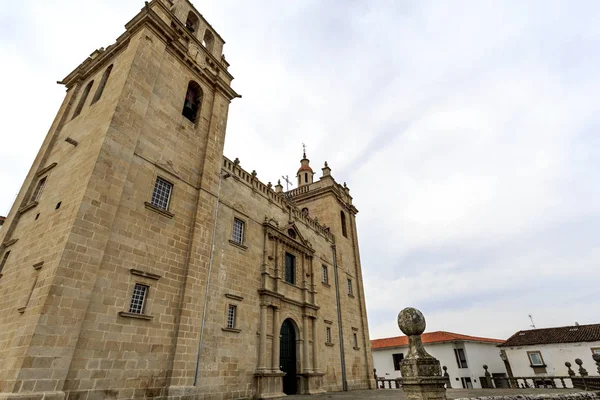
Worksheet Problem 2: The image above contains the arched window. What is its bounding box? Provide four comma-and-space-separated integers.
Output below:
72, 80, 94, 119
202, 29, 215, 52
304, 173, 308, 183
340, 210, 348, 238
301, 207, 309, 216
185, 11, 199, 33
182, 81, 203, 122
91, 64, 113, 105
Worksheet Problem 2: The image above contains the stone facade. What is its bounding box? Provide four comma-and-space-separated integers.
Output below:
0, 1, 374, 399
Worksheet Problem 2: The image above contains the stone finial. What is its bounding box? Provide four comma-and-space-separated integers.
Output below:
275, 180, 283, 194
442, 366, 449, 377
251, 170, 257, 178
234, 157, 240, 166
267, 182, 272, 190
483, 365, 490, 377
565, 361, 575, 376
398, 307, 431, 359
575, 358, 588, 377
592, 353, 600, 375
321, 162, 331, 178
397, 307, 447, 400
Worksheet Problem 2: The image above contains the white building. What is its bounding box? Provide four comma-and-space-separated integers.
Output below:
372, 331, 507, 389
499, 323, 600, 380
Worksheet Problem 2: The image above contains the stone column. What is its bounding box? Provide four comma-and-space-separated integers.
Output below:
272, 306, 280, 371
312, 317, 319, 372
302, 315, 310, 372
258, 304, 268, 370
398, 307, 447, 400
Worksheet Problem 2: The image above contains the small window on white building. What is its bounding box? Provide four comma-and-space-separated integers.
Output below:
454, 348, 468, 368
592, 347, 600, 355
129, 283, 149, 315
527, 351, 545, 366
151, 177, 173, 210
392, 353, 404, 370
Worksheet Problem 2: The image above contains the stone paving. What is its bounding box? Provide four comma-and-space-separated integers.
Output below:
286, 388, 586, 400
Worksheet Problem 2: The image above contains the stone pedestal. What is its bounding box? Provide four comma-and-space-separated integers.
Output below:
255, 370, 285, 399
397, 307, 447, 400
299, 372, 326, 395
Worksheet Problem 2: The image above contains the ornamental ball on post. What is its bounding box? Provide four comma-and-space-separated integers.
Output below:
398, 307, 427, 336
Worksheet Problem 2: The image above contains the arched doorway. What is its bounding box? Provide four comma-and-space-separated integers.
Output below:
280, 318, 297, 395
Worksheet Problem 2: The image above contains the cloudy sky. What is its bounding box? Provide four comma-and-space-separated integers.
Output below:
2, 0, 600, 341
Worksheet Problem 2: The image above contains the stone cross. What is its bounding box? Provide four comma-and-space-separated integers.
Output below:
398, 307, 447, 400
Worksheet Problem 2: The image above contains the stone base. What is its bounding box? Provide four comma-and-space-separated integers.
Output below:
0, 392, 65, 400
299, 371, 326, 395
401, 377, 447, 400
255, 370, 286, 399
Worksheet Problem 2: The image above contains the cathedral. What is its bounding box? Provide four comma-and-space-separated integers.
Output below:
0, 1, 374, 399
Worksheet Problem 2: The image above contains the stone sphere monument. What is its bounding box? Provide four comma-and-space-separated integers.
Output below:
397, 307, 447, 400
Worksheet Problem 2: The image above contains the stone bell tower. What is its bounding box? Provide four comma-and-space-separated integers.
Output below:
297, 150, 315, 187
0, 1, 239, 399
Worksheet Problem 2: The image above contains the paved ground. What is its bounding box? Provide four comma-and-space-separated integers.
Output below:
287, 388, 585, 399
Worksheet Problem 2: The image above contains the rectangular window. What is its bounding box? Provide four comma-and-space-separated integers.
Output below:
454, 348, 468, 368
32, 177, 47, 202
461, 377, 473, 389
227, 304, 236, 329
322, 265, 328, 284
347, 278, 353, 296
353, 332, 358, 348
528, 351, 545, 366
129, 283, 149, 314
592, 348, 600, 355
232, 218, 244, 244
326, 327, 332, 344
392, 353, 404, 371
151, 177, 173, 210
285, 253, 295, 285
0, 251, 10, 274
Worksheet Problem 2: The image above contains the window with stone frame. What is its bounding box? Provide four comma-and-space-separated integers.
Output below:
322, 265, 329, 285
129, 283, 149, 315
0, 251, 10, 275
353, 332, 358, 349
232, 218, 245, 245
226, 304, 237, 329
182, 81, 203, 122
592, 347, 600, 355
527, 351, 545, 367
151, 177, 173, 210
392, 353, 404, 370
347, 278, 353, 296
91, 64, 113, 104
32, 177, 47, 202
72, 80, 94, 119
340, 210, 348, 238
326, 326, 332, 344
284, 252, 295, 285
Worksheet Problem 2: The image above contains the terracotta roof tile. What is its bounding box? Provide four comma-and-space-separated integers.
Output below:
499, 323, 600, 347
371, 331, 504, 350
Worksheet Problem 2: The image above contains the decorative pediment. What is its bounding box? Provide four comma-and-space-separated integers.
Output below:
263, 219, 314, 254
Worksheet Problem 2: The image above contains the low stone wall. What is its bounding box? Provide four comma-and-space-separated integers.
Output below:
455, 390, 600, 400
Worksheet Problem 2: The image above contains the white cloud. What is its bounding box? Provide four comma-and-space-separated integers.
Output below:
2, 0, 600, 341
